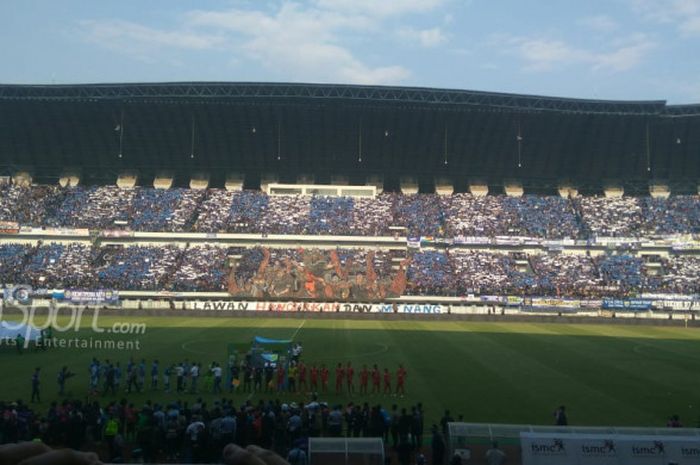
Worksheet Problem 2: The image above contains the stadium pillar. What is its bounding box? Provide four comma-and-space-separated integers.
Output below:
225, 173, 244, 191
469, 183, 489, 197
603, 185, 624, 198
557, 185, 578, 198
153, 173, 174, 189
504, 182, 524, 197
649, 183, 670, 198
400, 176, 418, 194
367, 175, 384, 194
12, 171, 32, 187
331, 175, 349, 186
190, 174, 210, 190
297, 174, 314, 184
435, 177, 453, 195
58, 171, 80, 187
116, 172, 137, 188
261, 173, 278, 193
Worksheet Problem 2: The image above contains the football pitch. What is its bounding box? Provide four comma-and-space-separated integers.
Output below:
2, 315, 700, 429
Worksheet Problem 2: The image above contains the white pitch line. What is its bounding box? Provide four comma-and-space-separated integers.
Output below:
180, 340, 208, 355
291, 319, 306, 340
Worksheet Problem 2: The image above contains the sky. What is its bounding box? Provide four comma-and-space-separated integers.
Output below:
1, 0, 699, 103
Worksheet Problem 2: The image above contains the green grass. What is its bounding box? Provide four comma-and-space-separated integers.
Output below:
3, 316, 700, 429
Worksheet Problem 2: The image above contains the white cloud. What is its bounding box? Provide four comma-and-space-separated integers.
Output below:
397, 27, 448, 48
75, 0, 453, 84
499, 34, 655, 72
578, 15, 619, 33
311, 0, 445, 17
629, 0, 700, 22
679, 15, 700, 35
186, 2, 410, 84
78, 19, 225, 61
592, 37, 656, 71
628, 0, 700, 36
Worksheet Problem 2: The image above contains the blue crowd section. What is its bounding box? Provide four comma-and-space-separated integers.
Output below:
2, 184, 700, 237
2, 244, 700, 297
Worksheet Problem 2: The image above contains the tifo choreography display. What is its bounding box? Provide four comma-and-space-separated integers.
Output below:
1, 240, 700, 299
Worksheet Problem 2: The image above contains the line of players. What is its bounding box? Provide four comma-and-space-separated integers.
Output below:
245, 362, 408, 398
80, 358, 407, 399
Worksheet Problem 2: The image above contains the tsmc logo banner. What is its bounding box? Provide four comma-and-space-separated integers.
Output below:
521, 432, 700, 465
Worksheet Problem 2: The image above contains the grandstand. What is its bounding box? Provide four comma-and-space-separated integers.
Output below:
0, 83, 699, 314
2, 83, 700, 465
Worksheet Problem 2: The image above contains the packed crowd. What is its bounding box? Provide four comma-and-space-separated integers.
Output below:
3, 242, 699, 297
1, 183, 699, 238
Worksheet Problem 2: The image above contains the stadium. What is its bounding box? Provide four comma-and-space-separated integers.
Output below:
1, 80, 700, 465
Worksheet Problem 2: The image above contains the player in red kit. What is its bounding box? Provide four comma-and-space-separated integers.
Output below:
371, 364, 381, 394
346, 362, 355, 395
335, 363, 345, 394
320, 364, 329, 393
298, 362, 307, 392
276, 364, 286, 392
359, 364, 369, 395
383, 368, 391, 395
310, 364, 319, 392
395, 364, 407, 397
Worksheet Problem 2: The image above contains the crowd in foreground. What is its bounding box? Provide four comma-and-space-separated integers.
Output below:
5, 355, 455, 464
2, 183, 700, 238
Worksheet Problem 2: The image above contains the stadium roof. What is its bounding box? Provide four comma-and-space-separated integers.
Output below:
0, 82, 698, 190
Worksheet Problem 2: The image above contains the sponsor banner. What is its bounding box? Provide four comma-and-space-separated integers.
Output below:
543, 239, 575, 247
0, 221, 19, 234
43, 228, 90, 236
521, 307, 579, 314
480, 295, 506, 304
101, 229, 134, 238
642, 293, 698, 301
3, 286, 32, 305
597, 237, 638, 245
672, 242, 696, 251
602, 299, 652, 311
653, 299, 700, 311
618, 436, 700, 465
506, 296, 523, 306
157, 290, 184, 298
453, 235, 491, 245
580, 299, 604, 309
406, 237, 421, 249
529, 298, 581, 309
54, 289, 120, 305
521, 433, 575, 465
186, 301, 444, 314
458, 294, 481, 304
494, 236, 522, 246
522, 432, 700, 465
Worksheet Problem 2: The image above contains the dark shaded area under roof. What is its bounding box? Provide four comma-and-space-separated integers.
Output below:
0, 82, 698, 189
